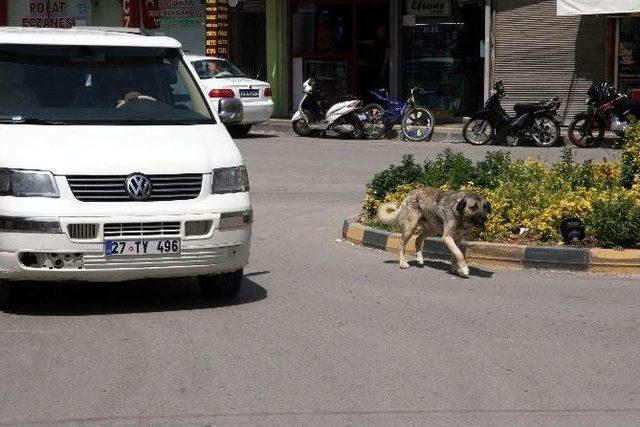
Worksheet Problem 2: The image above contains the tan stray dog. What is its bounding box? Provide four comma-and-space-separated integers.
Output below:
377, 187, 491, 277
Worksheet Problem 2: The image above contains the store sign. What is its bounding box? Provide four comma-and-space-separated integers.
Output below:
123, 0, 205, 29
205, 0, 229, 58
9, 0, 92, 28
405, 0, 451, 17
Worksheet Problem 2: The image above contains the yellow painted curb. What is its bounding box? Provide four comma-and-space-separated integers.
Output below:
386, 233, 417, 255
466, 241, 526, 268
589, 248, 640, 275
344, 223, 366, 245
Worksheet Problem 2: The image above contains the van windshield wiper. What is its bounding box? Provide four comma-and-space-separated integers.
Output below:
0, 116, 67, 124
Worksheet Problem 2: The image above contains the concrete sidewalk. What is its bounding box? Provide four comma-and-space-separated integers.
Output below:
253, 118, 464, 142
253, 118, 620, 146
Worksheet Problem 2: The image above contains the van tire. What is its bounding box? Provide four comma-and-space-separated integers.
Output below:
199, 269, 243, 299
0, 281, 13, 310
228, 125, 252, 138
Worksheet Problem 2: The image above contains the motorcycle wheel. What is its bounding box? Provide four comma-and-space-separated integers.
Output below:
292, 118, 313, 136
532, 116, 561, 147
568, 113, 605, 148
463, 118, 494, 145
401, 107, 435, 142
362, 103, 388, 140
346, 114, 365, 139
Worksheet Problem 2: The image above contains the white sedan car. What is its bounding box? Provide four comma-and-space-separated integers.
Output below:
187, 55, 274, 137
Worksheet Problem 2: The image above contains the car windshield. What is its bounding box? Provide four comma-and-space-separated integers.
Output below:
0, 44, 215, 125
192, 59, 246, 79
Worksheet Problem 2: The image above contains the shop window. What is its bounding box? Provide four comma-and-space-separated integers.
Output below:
618, 17, 640, 97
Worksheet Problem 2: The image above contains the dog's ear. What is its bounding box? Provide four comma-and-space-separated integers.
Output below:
456, 197, 466, 216
486, 201, 492, 214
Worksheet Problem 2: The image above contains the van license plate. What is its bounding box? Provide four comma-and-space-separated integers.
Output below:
105, 239, 181, 256
240, 89, 259, 98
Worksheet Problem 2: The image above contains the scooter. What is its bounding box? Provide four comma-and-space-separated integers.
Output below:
462, 81, 562, 147
292, 78, 366, 138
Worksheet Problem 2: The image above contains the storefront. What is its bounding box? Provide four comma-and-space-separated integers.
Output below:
290, 0, 391, 108
615, 17, 640, 98
400, 0, 486, 117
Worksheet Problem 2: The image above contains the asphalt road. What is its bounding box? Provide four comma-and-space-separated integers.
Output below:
1, 133, 638, 426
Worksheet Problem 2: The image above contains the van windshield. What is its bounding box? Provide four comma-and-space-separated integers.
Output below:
0, 44, 215, 125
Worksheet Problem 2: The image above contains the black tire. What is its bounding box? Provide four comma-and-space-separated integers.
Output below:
362, 103, 388, 140
227, 124, 252, 138
0, 281, 12, 310
463, 118, 494, 145
292, 118, 313, 136
346, 114, 365, 139
199, 269, 243, 299
532, 116, 561, 147
568, 113, 605, 148
401, 107, 434, 142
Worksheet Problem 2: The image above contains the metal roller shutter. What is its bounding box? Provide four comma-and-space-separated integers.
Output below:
493, 0, 608, 124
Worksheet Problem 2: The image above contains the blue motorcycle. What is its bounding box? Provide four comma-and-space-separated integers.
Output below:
363, 87, 435, 142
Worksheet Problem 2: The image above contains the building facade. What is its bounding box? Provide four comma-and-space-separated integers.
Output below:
0, 0, 638, 120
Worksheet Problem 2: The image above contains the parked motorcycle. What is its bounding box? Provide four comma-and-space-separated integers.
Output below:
292, 78, 368, 139
568, 82, 640, 147
463, 81, 562, 147
362, 87, 435, 142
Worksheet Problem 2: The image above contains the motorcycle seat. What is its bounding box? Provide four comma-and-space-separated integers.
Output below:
513, 99, 556, 114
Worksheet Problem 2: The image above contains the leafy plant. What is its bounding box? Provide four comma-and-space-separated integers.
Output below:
368, 154, 422, 200
421, 148, 474, 189
587, 196, 640, 248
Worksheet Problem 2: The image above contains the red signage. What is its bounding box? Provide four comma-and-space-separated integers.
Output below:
123, 0, 159, 29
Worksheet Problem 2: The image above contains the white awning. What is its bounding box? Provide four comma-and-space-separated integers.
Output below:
557, 0, 640, 15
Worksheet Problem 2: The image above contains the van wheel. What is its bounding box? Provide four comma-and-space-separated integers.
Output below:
199, 269, 243, 299
228, 125, 252, 138
0, 281, 13, 310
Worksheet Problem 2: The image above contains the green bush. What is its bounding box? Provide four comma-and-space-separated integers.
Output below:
421, 148, 474, 189
621, 116, 640, 188
472, 151, 512, 189
587, 197, 640, 248
368, 154, 422, 200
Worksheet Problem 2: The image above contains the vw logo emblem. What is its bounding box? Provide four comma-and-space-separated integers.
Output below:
125, 173, 152, 200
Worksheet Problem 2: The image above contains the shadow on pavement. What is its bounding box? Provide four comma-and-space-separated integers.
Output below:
4, 276, 267, 316
384, 259, 494, 278
235, 133, 278, 139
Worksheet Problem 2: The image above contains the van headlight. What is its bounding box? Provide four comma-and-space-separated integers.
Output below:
212, 166, 249, 194
0, 169, 59, 197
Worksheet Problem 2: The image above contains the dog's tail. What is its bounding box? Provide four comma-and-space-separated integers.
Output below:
377, 202, 400, 225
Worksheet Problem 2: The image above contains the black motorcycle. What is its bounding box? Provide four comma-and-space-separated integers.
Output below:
463, 81, 562, 147
568, 82, 640, 147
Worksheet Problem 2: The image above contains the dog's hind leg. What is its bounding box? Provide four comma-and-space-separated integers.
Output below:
415, 225, 433, 266
399, 214, 420, 269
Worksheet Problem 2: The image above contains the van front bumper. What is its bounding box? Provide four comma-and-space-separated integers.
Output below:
0, 213, 251, 283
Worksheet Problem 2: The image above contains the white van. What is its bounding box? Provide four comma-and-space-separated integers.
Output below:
0, 27, 252, 304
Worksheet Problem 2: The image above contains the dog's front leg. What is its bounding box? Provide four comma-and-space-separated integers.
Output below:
442, 235, 469, 278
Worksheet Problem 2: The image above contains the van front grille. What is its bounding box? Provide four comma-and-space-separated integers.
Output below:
67, 224, 98, 239
103, 222, 181, 238
66, 174, 203, 202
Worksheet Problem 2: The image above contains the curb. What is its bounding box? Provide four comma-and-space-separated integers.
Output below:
342, 217, 640, 275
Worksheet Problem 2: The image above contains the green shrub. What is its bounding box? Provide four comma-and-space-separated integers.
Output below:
587, 196, 640, 248
368, 154, 422, 199
621, 116, 640, 188
472, 151, 511, 189
421, 148, 474, 189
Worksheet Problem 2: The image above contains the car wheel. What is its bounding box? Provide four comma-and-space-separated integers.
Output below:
199, 269, 243, 299
228, 124, 252, 138
0, 280, 13, 310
